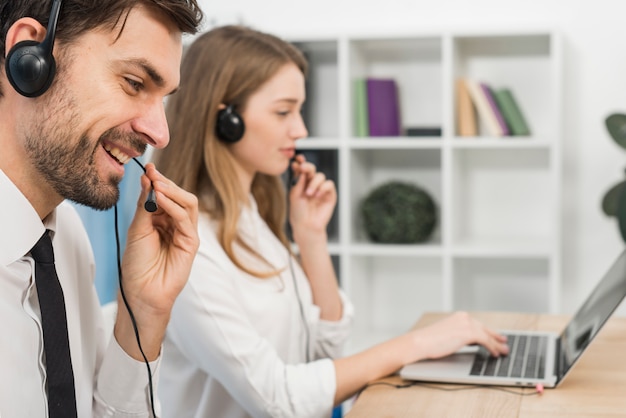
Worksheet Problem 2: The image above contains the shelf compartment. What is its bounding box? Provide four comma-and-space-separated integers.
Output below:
349, 148, 442, 245
452, 33, 555, 138
451, 148, 554, 247
348, 36, 443, 137
293, 40, 339, 138
347, 255, 443, 354
452, 257, 550, 313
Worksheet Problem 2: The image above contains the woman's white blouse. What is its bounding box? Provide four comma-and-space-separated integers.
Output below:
160, 198, 354, 418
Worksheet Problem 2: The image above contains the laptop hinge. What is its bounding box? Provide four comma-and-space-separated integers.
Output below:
554, 337, 562, 379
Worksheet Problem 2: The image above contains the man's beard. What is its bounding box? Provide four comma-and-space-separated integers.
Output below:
25, 125, 147, 211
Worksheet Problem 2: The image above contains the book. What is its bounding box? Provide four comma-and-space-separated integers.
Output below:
456, 78, 477, 136
353, 78, 369, 137
366, 78, 401, 136
405, 127, 442, 137
492, 88, 531, 136
465, 78, 504, 137
480, 83, 510, 136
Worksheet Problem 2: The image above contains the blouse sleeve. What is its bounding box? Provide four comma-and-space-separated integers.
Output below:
309, 290, 354, 360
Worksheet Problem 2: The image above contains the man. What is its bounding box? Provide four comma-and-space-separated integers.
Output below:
0, 1, 203, 416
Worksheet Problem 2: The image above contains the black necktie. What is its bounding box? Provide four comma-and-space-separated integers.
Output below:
31, 230, 78, 418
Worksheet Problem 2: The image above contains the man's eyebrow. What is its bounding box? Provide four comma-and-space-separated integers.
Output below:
125, 58, 178, 94
126, 59, 163, 85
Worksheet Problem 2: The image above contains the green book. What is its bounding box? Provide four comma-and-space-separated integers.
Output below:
354, 78, 369, 137
493, 88, 531, 136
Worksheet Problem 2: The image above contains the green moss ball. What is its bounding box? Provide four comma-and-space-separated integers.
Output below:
361, 181, 437, 243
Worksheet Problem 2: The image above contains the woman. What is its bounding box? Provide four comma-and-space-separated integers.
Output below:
155, 25, 509, 418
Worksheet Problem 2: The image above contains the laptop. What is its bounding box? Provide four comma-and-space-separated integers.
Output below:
399, 249, 626, 388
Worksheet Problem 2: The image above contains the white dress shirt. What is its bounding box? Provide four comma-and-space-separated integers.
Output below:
160, 197, 354, 418
0, 169, 160, 417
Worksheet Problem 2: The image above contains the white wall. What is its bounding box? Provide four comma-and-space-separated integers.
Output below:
195, 0, 626, 314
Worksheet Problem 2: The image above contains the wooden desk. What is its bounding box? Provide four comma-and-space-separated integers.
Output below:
346, 312, 626, 418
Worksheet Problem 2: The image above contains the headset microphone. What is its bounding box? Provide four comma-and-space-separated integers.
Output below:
131, 158, 158, 213
144, 188, 157, 213
288, 157, 300, 187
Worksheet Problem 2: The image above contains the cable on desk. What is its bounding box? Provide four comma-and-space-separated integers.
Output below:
363, 381, 544, 396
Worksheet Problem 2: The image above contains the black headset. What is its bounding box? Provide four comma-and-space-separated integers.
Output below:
5, 0, 62, 98
215, 104, 245, 143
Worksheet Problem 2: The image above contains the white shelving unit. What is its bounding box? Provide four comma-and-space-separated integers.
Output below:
290, 29, 562, 354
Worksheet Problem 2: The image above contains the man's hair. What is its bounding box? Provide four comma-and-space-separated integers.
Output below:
0, 0, 203, 94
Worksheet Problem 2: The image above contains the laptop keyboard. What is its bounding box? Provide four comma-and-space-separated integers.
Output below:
469, 334, 548, 379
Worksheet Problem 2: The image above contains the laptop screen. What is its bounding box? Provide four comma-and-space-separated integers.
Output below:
558, 249, 626, 380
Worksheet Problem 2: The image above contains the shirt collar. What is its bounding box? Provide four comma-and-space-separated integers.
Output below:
0, 169, 57, 266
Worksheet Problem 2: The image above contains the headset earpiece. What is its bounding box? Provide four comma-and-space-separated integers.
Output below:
215, 105, 245, 143
6, 40, 57, 97
5, 0, 62, 98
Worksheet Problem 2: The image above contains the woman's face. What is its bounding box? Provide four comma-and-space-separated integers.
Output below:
229, 62, 307, 188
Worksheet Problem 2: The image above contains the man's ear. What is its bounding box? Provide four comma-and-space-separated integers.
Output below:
4, 17, 47, 58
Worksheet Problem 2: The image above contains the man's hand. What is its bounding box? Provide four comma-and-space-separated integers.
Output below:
114, 163, 199, 360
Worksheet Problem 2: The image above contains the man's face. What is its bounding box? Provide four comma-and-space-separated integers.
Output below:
18, 5, 182, 210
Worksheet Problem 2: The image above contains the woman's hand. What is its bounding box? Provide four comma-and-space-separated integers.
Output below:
288, 154, 337, 243
409, 312, 509, 362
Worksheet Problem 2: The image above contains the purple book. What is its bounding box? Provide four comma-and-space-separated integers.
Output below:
366, 78, 401, 136
480, 83, 510, 135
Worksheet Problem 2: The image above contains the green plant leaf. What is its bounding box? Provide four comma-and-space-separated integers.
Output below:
605, 114, 626, 149
602, 180, 626, 216
617, 185, 626, 243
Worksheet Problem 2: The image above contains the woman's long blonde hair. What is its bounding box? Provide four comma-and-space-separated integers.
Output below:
153, 25, 308, 278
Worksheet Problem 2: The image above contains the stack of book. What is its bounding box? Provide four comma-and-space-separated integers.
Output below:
353, 77, 443, 138
354, 77, 401, 137
456, 78, 531, 137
